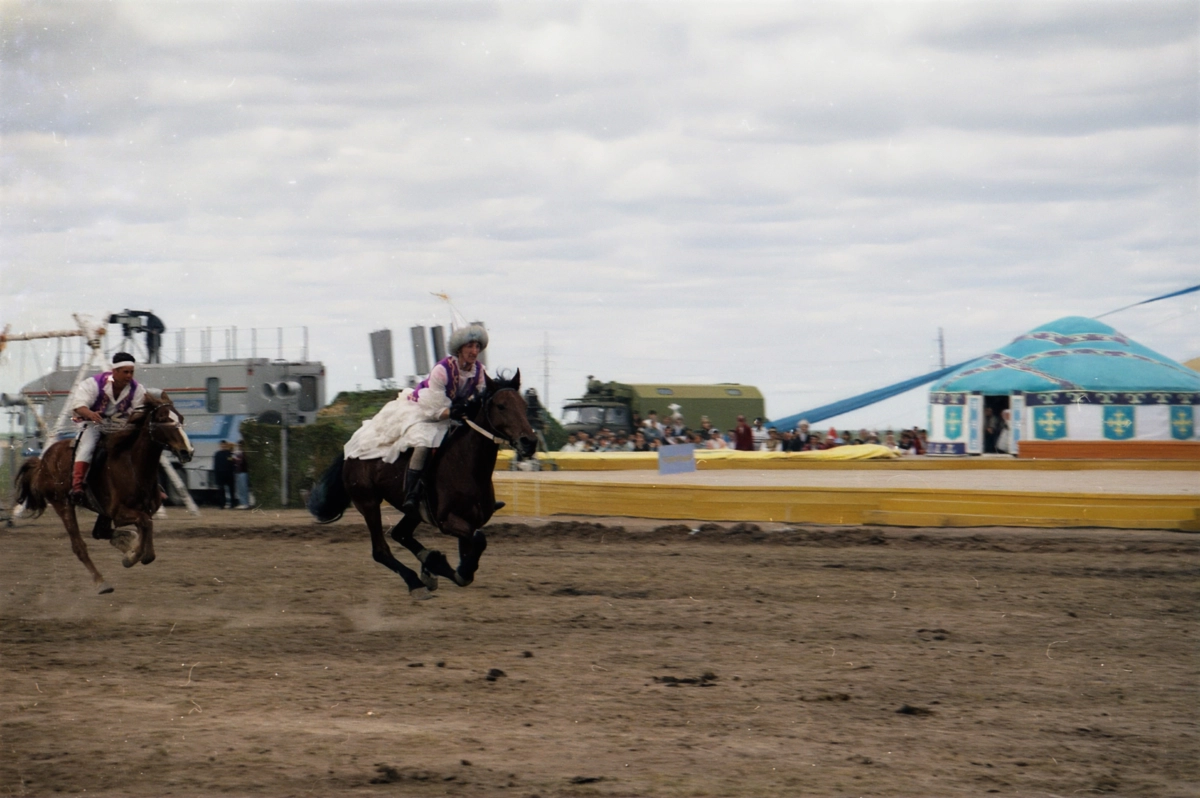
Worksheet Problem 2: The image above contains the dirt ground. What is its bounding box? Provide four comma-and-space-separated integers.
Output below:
1, 507, 1197, 797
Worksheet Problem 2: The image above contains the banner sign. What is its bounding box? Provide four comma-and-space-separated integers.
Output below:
658, 443, 696, 475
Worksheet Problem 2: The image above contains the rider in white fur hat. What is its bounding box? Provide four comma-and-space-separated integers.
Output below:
343, 324, 489, 514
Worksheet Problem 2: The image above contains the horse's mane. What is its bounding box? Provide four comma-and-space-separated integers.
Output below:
106, 395, 167, 457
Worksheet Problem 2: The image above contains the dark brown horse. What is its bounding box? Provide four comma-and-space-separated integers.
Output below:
308, 372, 537, 598
14, 395, 195, 593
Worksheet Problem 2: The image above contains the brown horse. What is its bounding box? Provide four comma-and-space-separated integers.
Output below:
14, 395, 195, 593
308, 371, 537, 598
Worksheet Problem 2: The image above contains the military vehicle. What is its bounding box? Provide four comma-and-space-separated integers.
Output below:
561, 377, 765, 437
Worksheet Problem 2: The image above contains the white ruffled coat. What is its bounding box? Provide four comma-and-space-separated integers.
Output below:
343, 360, 485, 462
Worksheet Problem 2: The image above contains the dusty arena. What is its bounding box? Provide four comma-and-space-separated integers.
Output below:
1, 507, 1196, 797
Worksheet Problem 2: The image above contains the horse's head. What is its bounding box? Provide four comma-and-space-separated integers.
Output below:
481, 370, 538, 458
146, 393, 195, 464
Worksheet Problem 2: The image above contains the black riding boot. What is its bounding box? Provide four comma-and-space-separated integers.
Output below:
401, 468, 425, 515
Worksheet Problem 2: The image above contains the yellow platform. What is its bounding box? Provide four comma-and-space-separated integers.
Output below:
491, 453, 1200, 531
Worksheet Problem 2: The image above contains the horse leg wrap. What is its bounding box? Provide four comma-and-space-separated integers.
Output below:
418, 548, 456, 581
454, 531, 488, 587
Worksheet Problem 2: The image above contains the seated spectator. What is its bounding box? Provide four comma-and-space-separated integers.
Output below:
593, 430, 615, 452
632, 431, 652, 452
764, 429, 784, 452
612, 433, 634, 452
706, 429, 728, 450
883, 431, 900, 451
826, 428, 844, 447
560, 433, 584, 452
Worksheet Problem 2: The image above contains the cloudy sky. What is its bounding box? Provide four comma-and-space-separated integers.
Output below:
2, 1, 1198, 429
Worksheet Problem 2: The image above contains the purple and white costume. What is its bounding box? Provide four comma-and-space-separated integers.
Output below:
343, 356, 486, 463
71, 371, 148, 464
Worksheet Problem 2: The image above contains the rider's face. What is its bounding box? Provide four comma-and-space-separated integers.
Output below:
457, 341, 481, 368
112, 366, 135, 391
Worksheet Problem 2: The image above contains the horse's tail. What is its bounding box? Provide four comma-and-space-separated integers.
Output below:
13, 457, 48, 518
308, 452, 349, 524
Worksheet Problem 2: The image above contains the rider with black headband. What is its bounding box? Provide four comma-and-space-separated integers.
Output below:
69, 352, 147, 503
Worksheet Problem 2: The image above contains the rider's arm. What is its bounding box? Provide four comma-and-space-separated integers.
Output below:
416, 363, 454, 421
71, 379, 102, 422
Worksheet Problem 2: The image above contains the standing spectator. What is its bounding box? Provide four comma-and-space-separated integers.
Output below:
666, 415, 688, 445
213, 440, 236, 509
233, 441, 251, 509
794, 420, 814, 449
983, 407, 1001, 453
751, 418, 770, 450
996, 410, 1013, 454
909, 427, 926, 455
733, 415, 755, 451
645, 410, 665, 438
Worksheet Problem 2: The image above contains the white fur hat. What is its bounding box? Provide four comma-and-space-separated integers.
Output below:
447, 324, 488, 354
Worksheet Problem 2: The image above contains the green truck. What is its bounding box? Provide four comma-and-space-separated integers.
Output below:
560, 377, 765, 437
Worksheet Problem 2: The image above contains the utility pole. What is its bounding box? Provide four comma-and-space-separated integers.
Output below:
937, 327, 946, 369
542, 332, 550, 413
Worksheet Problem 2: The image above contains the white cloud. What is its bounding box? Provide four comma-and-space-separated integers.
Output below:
2, 1, 1196, 428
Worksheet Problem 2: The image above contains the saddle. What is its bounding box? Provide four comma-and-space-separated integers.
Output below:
406, 422, 504, 525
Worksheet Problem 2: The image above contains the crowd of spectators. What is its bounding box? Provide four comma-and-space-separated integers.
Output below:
559, 414, 928, 455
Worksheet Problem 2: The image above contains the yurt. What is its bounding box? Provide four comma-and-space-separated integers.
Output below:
926, 317, 1200, 458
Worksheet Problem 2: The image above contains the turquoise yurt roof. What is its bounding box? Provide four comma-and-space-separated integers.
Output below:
931, 316, 1200, 395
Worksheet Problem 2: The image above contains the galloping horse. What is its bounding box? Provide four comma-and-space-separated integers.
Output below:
14, 395, 195, 593
308, 372, 537, 598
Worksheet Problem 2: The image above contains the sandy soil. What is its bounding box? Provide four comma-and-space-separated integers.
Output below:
1, 508, 1197, 797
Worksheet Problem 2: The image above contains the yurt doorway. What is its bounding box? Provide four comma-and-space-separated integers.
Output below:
984, 394, 1010, 453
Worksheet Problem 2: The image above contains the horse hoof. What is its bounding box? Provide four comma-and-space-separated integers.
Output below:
140, 553, 156, 566
409, 586, 434, 601
97, 583, 114, 595
453, 571, 474, 587
122, 556, 138, 569
420, 568, 439, 591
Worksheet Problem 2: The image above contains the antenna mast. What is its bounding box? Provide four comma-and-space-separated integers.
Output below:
542, 332, 550, 412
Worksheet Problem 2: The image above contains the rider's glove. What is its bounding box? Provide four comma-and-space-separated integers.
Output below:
449, 403, 470, 421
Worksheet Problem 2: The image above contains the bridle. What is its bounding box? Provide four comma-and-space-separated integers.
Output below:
462, 387, 520, 447
146, 405, 186, 445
